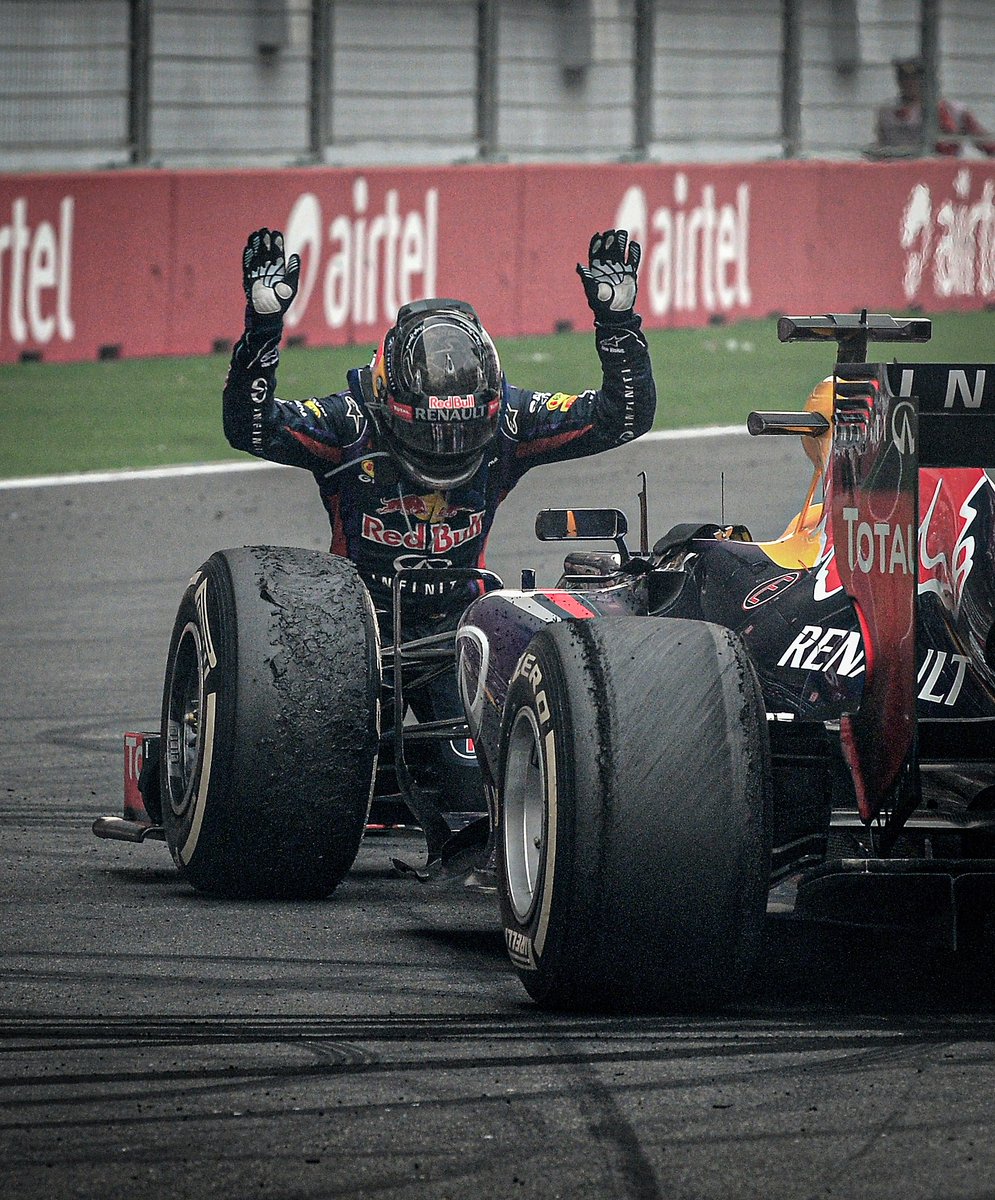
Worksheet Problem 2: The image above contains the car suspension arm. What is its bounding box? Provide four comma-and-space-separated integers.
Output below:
389, 567, 502, 866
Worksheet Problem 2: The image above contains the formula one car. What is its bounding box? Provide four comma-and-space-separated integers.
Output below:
95, 311, 995, 1012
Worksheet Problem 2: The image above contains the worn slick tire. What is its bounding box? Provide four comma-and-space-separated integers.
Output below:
160, 546, 380, 898
498, 617, 772, 1012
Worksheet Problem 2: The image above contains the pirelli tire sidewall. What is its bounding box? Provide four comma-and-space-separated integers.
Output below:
159, 546, 380, 899
160, 555, 238, 880
497, 629, 578, 1000
496, 617, 772, 1013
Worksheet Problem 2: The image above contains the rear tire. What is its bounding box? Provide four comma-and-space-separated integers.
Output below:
498, 617, 771, 1012
160, 546, 380, 898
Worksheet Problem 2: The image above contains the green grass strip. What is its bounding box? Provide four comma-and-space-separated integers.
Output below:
1, 311, 992, 478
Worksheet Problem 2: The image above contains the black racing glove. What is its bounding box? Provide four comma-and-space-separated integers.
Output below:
577, 229, 641, 325
242, 227, 300, 328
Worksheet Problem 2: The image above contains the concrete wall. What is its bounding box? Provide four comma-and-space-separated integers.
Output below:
1, 0, 993, 171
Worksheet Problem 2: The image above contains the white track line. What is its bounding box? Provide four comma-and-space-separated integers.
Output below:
0, 425, 748, 491
0, 459, 283, 491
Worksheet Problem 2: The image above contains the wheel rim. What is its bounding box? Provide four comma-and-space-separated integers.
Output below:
503, 706, 546, 923
165, 622, 205, 819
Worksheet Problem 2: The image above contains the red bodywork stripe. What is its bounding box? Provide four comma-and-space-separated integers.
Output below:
851, 600, 875, 686
841, 600, 876, 822
539, 591, 598, 618
839, 715, 870, 821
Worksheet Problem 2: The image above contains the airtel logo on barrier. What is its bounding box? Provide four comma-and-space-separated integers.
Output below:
901, 168, 995, 302
282, 178, 438, 331
613, 176, 751, 318
0, 197, 75, 346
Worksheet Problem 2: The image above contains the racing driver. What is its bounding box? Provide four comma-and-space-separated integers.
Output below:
223, 226, 657, 808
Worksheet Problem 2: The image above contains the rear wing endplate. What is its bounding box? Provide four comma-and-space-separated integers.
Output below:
829, 360, 918, 828
885, 363, 995, 468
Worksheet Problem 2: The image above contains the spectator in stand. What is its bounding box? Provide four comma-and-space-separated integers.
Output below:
873, 57, 995, 158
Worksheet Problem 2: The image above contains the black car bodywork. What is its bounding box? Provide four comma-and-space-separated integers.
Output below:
97, 312, 995, 1007
451, 312, 995, 951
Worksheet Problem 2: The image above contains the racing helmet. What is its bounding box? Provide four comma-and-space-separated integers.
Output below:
368, 299, 502, 490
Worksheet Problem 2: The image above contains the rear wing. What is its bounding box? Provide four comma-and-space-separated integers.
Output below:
756, 312, 994, 842
776, 312, 995, 468
777, 312, 932, 362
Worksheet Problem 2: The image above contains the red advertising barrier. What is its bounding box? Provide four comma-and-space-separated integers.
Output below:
0, 170, 174, 362
1, 158, 993, 364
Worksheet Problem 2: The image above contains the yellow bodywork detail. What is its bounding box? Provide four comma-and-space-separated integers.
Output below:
758, 500, 827, 569
755, 377, 834, 570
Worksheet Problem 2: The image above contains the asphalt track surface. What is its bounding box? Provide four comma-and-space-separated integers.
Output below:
4, 433, 995, 1200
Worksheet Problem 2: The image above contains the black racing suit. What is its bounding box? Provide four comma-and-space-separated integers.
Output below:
223, 312, 657, 807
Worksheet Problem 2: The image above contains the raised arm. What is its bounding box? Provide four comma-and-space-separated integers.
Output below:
223, 228, 362, 468
507, 229, 657, 468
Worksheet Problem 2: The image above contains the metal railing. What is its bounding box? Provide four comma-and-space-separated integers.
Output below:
0, 0, 973, 171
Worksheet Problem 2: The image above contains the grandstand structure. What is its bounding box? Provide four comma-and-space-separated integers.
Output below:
1, 0, 993, 172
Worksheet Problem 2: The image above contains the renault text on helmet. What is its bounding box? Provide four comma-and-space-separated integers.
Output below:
367, 298, 502, 490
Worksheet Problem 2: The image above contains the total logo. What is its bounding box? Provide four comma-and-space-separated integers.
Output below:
362, 510, 484, 552
841, 507, 915, 576
814, 471, 988, 605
